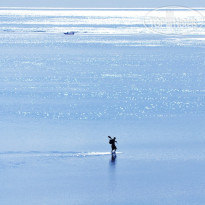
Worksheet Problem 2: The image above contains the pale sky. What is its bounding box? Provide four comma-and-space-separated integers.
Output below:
0, 0, 205, 8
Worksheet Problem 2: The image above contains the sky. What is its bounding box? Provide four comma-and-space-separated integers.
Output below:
0, 0, 205, 8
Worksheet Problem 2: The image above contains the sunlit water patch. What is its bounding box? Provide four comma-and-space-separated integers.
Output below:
0, 9, 205, 120
0, 8, 205, 35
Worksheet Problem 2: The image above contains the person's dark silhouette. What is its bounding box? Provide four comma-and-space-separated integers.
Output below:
108, 136, 117, 153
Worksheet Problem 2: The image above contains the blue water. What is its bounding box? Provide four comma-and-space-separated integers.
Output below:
0, 37, 205, 120
0, 9, 205, 121
0, 8, 205, 205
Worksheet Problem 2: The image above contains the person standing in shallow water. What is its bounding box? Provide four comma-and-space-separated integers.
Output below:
108, 136, 117, 153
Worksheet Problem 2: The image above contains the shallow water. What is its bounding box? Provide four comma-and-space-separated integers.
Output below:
0, 8, 205, 205
0, 34, 205, 120
0, 118, 205, 205
0, 9, 205, 121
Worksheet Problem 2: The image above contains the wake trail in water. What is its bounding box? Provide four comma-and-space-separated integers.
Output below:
0, 151, 122, 158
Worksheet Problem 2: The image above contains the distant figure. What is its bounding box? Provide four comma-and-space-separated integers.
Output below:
108, 136, 117, 153
64, 31, 75, 35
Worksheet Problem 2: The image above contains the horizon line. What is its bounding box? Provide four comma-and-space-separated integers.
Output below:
0, 6, 205, 10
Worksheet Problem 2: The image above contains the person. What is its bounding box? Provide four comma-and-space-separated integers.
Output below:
108, 136, 117, 153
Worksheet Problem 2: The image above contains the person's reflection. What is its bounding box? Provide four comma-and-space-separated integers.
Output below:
109, 154, 117, 189
110, 154, 117, 167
